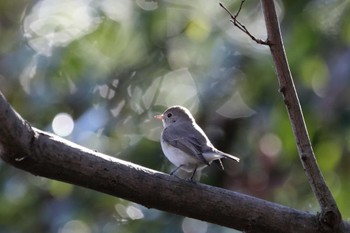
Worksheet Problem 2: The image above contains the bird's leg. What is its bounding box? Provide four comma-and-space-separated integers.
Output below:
189, 167, 198, 182
213, 159, 224, 170
170, 165, 183, 176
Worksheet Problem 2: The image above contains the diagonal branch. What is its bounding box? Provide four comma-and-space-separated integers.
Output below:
0, 90, 317, 233
1, 89, 349, 233
259, 0, 343, 231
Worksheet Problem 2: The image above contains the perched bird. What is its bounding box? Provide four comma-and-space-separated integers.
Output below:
155, 105, 239, 181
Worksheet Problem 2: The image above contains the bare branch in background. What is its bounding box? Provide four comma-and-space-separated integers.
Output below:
222, 0, 345, 232
260, 0, 344, 231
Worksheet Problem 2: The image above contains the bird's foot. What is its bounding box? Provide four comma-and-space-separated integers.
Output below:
170, 165, 183, 176
186, 177, 197, 183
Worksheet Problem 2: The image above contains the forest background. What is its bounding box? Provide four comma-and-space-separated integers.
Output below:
1, 0, 350, 232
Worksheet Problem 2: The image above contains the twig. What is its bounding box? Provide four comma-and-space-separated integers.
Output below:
234, 0, 245, 18
219, 2, 270, 46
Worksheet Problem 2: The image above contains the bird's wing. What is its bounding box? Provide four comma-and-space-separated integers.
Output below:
162, 123, 210, 165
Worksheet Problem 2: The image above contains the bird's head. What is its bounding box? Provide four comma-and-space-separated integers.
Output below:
154, 105, 195, 128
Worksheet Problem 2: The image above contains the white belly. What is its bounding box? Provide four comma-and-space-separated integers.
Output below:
160, 138, 207, 172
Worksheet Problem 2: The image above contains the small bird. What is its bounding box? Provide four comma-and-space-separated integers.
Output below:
155, 105, 239, 181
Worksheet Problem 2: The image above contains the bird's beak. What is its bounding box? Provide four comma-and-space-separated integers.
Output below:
154, 114, 164, 120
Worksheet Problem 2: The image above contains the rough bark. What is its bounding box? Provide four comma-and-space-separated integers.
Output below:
0, 92, 349, 233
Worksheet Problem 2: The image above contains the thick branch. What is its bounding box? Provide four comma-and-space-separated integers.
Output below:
260, 0, 343, 231
1, 92, 349, 233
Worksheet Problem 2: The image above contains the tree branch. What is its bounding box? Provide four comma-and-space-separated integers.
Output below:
260, 0, 344, 231
1, 90, 349, 233
220, 0, 345, 231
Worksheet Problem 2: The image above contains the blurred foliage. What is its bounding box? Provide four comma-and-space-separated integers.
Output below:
1, 0, 350, 232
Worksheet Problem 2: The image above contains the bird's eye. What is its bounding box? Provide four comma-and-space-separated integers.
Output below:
167, 112, 172, 118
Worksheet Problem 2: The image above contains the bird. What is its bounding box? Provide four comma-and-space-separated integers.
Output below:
154, 105, 239, 181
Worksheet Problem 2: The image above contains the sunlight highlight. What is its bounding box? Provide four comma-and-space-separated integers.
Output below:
52, 113, 74, 137
23, 0, 101, 56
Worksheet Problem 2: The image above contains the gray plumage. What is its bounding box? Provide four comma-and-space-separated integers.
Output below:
156, 105, 239, 180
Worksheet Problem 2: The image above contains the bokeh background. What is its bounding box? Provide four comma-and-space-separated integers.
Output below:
1, 0, 350, 232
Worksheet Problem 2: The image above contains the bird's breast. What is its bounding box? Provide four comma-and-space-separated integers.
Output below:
160, 138, 205, 172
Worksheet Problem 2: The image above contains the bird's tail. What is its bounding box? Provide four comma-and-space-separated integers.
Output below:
218, 150, 240, 162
